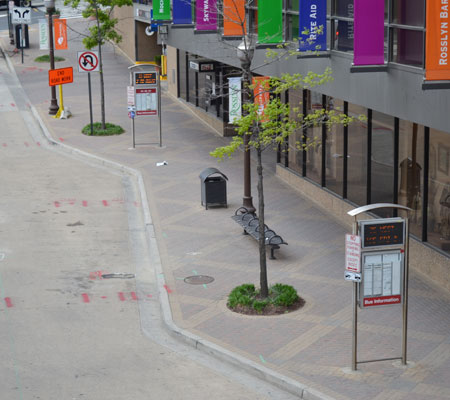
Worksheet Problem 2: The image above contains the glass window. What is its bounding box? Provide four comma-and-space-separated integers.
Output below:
347, 103, 368, 205
371, 111, 395, 216
305, 91, 323, 184
333, 20, 354, 52
392, 0, 424, 26
334, 0, 354, 18
178, 51, 187, 100
391, 28, 423, 66
398, 121, 424, 238
287, 89, 304, 175
428, 128, 450, 255
326, 97, 345, 196
188, 58, 197, 106
286, 13, 299, 42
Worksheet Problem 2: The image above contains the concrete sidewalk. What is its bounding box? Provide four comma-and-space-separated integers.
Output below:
2, 19, 450, 400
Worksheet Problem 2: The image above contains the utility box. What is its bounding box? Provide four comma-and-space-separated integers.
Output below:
199, 167, 228, 210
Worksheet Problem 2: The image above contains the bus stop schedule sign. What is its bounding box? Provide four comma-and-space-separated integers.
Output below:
135, 88, 157, 115
358, 218, 406, 308
135, 72, 157, 85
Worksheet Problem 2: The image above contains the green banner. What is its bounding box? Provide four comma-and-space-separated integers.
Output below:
258, 0, 283, 43
153, 0, 171, 21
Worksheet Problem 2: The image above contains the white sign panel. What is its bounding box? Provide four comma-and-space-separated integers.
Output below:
127, 86, 135, 105
78, 51, 100, 73
345, 234, 361, 273
12, 7, 32, 24
228, 77, 242, 123
39, 19, 49, 50
345, 271, 361, 282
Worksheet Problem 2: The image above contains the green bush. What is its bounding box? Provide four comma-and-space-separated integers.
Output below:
227, 283, 300, 313
81, 122, 125, 136
35, 55, 65, 63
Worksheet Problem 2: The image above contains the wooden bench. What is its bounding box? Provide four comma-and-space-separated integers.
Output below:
231, 207, 288, 259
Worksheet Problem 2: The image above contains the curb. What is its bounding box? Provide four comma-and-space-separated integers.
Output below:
0, 45, 334, 400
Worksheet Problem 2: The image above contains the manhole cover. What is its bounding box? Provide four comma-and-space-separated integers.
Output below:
102, 273, 135, 279
184, 275, 214, 285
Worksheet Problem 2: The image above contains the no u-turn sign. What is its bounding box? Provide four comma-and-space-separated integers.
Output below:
77, 51, 100, 73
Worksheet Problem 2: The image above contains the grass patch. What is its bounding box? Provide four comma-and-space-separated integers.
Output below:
81, 122, 125, 136
34, 55, 65, 63
227, 283, 302, 315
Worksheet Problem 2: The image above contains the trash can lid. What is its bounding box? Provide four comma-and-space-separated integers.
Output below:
199, 167, 228, 182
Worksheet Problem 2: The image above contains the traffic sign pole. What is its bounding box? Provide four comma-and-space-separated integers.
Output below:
88, 72, 93, 135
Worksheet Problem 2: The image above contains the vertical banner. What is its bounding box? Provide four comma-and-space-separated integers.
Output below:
54, 18, 68, 50
39, 19, 49, 50
153, 0, 171, 21
253, 76, 270, 119
299, 0, 327, 51
228, 77, 242, 123
353, 0, 384, 65
425, 0, 450, 80
196, 0, 218, 31
173, 0, 192, 24
258, 0, 282, 43
223, 0, 246, 36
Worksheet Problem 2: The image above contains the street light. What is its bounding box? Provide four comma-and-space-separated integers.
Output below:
44, 0, 59, 115
237, 38, 255, 213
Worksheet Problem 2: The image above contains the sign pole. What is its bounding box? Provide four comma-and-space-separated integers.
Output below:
132, 117, 136, 148
352, 216, 358, 371
402, 217, 410, 365
21, 23, 24, 64
88, 72, 93, 135
158, 70, 162, 147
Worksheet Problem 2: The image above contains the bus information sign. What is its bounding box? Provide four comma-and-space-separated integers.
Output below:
134, 72, 157, 85
361, 219, 404, 248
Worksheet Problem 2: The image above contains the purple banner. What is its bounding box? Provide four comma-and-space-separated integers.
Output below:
196, 0, 217, 31
353, 0, 384, 65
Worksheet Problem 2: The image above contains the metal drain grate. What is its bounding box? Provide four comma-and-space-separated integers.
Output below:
102, 273, 135, 279
184, 275, 214, 285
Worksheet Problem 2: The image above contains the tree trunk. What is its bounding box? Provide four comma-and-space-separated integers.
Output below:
95, 4, 106, 129
257, 146, 269, 298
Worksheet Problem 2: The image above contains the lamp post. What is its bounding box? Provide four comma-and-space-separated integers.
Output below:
44, 0, 59, 115
237, 39, 255, 213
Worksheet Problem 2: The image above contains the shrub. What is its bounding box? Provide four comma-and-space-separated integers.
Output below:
81, 122, 125, 136
271, 283, 299, 307
35, 55, 65, 63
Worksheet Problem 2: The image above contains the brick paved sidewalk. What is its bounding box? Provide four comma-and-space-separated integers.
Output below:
2, 19, 450, 400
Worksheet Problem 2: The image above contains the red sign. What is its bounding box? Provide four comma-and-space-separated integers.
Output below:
54, 18, 68, 50
363, 295, 401, 307
48, 67, 73, 86
253, 76, 270, 119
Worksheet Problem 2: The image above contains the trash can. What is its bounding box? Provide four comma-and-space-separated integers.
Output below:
199, 167, 228, 210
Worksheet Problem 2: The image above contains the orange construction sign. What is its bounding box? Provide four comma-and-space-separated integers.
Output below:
48, 67, 73, 86
54, 18, 68, 50
425, 0, 450, 80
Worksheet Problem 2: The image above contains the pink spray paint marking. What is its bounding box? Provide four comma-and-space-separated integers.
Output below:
4, 297, 13, 308
82, 201, 88, 207
10, 103, 15, 107
118, 292, 126, 302
37, 142, 41, 147
131, 292, 138, 301
147, 294, 153, 298
101, 296, 107, 299
24, 142, 29, 147
82, 293, 90, 303
164, 285, 172, 294
102, 200, 109, 207
59, 138, 64, 142
54, 201, 61, 208
89, 271, 104, 280
2, 143, 7, 147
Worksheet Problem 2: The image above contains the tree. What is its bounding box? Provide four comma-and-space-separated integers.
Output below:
211, 72, 358, 298
65, 0, 132, 129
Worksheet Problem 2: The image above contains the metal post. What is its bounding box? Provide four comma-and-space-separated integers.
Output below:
21, 23, 24, 64
352, 216, 358, 371
132, 116, 135, 148
47, 8, 59, 115
88, 72, 93, 135
402, 217, 410, 365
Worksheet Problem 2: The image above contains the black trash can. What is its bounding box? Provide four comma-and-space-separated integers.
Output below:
199, 167, 228, 210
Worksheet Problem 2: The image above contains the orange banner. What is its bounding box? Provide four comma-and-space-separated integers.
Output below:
425, 0, 450, 80
253, 76, 270, 120
223, 0, 246, 36
54, 18, 68, 50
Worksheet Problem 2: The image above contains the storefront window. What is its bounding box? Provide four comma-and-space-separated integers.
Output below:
371, 111, 395, 216
398, 121, 424, 238
347, 103, 367, 206
326, 98, 345, 196
178, 51, 187, 100
188, 61, 197, 106
287, 89, 304, 175
428, 129, 450, 255
305, 91, 323, 185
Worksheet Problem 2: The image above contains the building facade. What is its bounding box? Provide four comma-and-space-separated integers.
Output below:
126, 0, 450, 290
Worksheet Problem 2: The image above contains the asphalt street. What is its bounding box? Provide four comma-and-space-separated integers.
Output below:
0, 39, 297, 400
